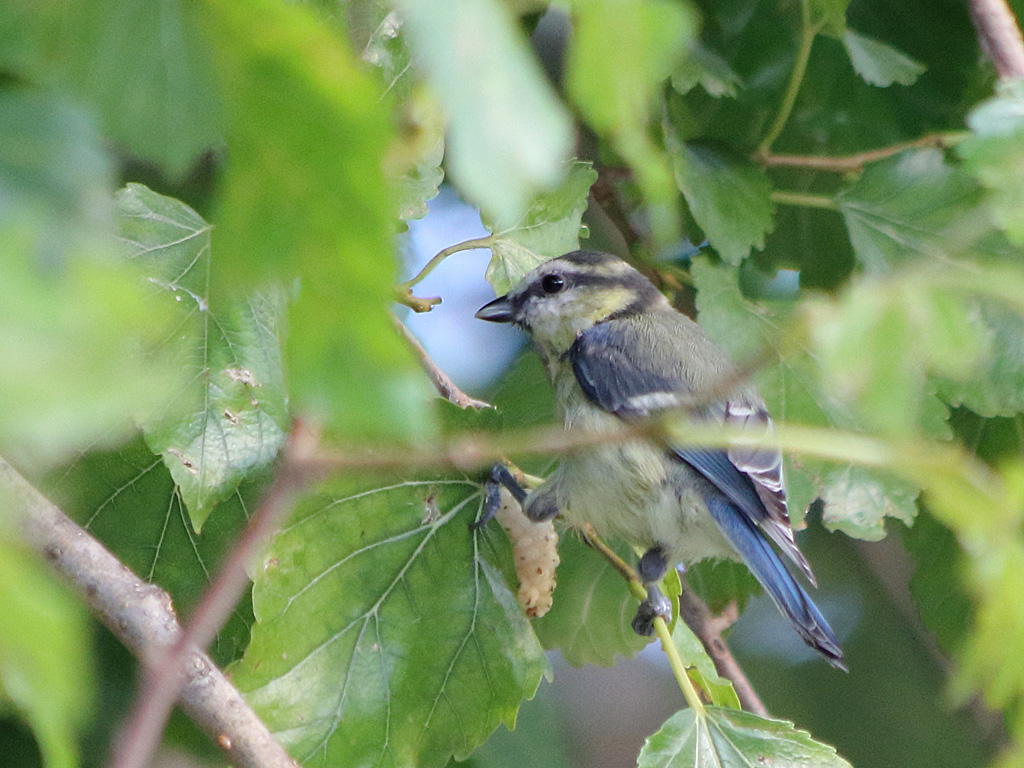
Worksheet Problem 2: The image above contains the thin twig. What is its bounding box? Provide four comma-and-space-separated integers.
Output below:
110, 421, 320, 768
770, 190, 838, 210
391, 313, 491, 410
579, 524, 706, 714
756, 132, 969, 173
399, 236, 495, 291
970, 0, 1024, 80
394, 236, 496, 313
756, 0, 819, 155
0, 457, 298, 768
678, 580, 767, 717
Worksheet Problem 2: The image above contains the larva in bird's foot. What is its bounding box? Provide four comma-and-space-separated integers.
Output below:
494, 486, 559, 618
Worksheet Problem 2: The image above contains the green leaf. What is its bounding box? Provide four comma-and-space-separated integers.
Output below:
685, 560, 759, 615
393, 108, 445, 222
50, 0, 220, 178
394, 0, 573, 228
201, 0, 431, 440
0, 91, 179, 465
805, 279, 977, 437
935, 299, 1024, 418
819, 466, 917, 541
671, 42, 743, 99
347, 0, 417, 106
485, 160, 599, 294
692, 258, 922, 538
0, 90, 113, 249
808, 0, 849, 36
566, 0, 697, 246
345, 2, 446, 221
842, 30, 926, 88
115, 184, 288, 531
837, 149, 1014, 272
904, 510, 971, 656
233, 480, 548, 768
959, 85, 1024, 246
531, 535, 651, 667
671, 143, 774, 266
637, 706, 852, 768
0, 533, 94, 768
45, 436, 256, 666
671, 624, 740, 710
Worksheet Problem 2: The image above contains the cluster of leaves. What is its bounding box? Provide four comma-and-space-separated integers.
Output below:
3, 0, 1024, 767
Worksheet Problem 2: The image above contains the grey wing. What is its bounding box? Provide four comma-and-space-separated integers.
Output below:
569, 318, 814, 582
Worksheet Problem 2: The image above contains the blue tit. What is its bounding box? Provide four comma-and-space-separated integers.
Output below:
476, 249, 845, 670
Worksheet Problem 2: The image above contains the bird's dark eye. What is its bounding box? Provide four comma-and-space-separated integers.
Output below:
541, 274, 565, 294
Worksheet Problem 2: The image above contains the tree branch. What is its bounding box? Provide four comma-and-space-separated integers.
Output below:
0, 456, 298, 768
970, 0, 1024, 81
110, 422, 318, 768
756, 132, 968, 173
677, 581, 767, 717
391, 313, 491, 410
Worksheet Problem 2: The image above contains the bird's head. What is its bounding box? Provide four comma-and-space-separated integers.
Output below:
476, 250, 667, 355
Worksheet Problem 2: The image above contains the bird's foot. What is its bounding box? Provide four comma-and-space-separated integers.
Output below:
471, 463, 527, 530
632, 584, 673, 636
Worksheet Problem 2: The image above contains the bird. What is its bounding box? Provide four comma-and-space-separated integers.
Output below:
475, 249, 845, 670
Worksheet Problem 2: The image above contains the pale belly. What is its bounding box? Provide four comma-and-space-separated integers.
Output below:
551, 371, 737, 567
556, 441, 737, 567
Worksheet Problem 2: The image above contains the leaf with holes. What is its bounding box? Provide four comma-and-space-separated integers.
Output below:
44, 435, 257, 666
115, 184, 288, 532
637, 706, 851, 768
232, 480, 549, 768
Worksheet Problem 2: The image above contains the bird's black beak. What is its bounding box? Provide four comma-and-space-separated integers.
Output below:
475, 295, 514, 323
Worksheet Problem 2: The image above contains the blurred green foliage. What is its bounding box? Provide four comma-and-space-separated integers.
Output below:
2, 0, 1024, 767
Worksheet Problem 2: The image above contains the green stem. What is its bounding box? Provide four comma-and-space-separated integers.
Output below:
398, 236, 494, 291
771, 190, 838, 210
580, 524, 706, 713
654, 616, 707, 715
756, 0, 819, 156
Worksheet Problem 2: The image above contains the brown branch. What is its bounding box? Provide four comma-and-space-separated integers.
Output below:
678, 580, 768, 717
110, 422, 319, 768
0, 456, 299, 768
756, 133, 965, 173
970, 0, 1024, 80
391, 313, 491, 410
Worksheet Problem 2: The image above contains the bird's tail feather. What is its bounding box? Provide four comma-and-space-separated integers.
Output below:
705, 495, 847, 671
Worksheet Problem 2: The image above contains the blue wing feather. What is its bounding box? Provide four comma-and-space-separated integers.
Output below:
704, 493, 845, 669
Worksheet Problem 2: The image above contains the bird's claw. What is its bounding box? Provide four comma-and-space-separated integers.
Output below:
631, 589, 673, 636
